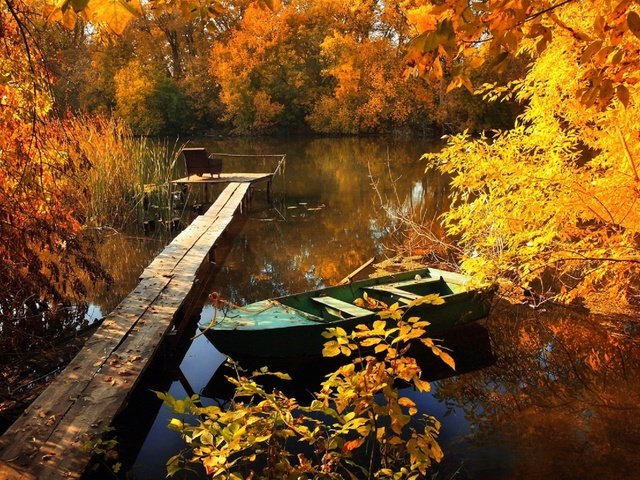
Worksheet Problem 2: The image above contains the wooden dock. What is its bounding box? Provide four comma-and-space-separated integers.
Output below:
171, 172, 273, 186
0, 182, 252, 479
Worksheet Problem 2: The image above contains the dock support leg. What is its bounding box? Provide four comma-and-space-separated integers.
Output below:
169, 181, 174, 218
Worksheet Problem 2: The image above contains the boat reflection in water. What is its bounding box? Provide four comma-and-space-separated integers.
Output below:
201, 322, 495, 404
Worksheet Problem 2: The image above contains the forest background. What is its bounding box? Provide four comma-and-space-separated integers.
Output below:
44, 0, 524, 136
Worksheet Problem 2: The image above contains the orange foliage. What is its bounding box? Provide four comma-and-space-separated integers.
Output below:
0, 1, 104, 349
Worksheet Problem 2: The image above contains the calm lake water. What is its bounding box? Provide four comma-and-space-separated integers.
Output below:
83, 137, 640, 479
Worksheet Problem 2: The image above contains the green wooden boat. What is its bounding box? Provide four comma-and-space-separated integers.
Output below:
199, 267, 495, 359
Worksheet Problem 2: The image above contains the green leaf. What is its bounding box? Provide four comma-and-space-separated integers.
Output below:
490, 51, 509, 67
437, 18, 454, 40
416, 31, 440, 52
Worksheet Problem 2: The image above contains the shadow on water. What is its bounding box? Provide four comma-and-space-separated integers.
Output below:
201, 322, 496, 404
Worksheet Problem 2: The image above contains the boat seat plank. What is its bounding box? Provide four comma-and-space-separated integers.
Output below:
311, 297, 372, 317
384, 277, 443, 289
364, 285, 421, 300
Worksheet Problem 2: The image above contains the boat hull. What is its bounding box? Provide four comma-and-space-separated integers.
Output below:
200, 268, 495, 359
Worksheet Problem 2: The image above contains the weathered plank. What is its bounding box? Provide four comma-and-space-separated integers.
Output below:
141, 183, 246, 280
172, 172, 272, 185
0, 180, 255, 480
0, 276, 170, 470
27, 279, 193, 479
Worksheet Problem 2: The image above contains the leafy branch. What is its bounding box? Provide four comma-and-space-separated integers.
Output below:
161, 299, 453, 479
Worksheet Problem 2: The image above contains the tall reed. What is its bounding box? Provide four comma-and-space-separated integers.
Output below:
68, 115, 183, 228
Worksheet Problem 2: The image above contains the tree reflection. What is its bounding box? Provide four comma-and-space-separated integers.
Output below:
198, 137, 448, 305
434, 303, 640, 478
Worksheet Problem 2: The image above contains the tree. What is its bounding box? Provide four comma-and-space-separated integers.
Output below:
406, 1, 640, 305
0, 0, 105, 353
308, 32, 429, 134
209, 2, 326, 134
114, 59, 192, 135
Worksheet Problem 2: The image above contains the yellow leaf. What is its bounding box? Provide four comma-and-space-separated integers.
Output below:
398, 397, 416, 409
168, 418, 183, 431
360, 337, 381, 347
372, 320, 386, 331
374, 344, 388, 354
322, 341, 341, 357
88, 0, 141, 34
413, 293, 445, 306
414, 378, 430, 392
436, 350, 456, 370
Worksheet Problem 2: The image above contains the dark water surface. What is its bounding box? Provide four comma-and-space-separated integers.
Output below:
83, 137, 640, 479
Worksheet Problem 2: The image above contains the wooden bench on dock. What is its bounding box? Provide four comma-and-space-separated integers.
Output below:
171, 152, 286, 204
183, 147, 223, 178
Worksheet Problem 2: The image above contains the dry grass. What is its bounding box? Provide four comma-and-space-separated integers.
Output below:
68, 115, 183, 228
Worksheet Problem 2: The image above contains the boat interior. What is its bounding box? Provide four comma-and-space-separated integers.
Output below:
278, 274, 463, 322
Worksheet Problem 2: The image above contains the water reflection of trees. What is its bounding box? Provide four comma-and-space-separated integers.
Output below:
201, 137, 451, 306
79, 230, 171, 314
435, 303, 640, 478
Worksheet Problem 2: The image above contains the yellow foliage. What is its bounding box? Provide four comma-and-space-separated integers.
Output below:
163, 310, 448, 478
416, 1, 640, 304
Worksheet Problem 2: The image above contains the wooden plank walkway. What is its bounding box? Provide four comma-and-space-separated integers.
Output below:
0, 182, 251, 480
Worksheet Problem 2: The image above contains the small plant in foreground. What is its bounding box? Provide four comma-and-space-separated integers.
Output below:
84, 427, 122, 476
160, 297, 453, 479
